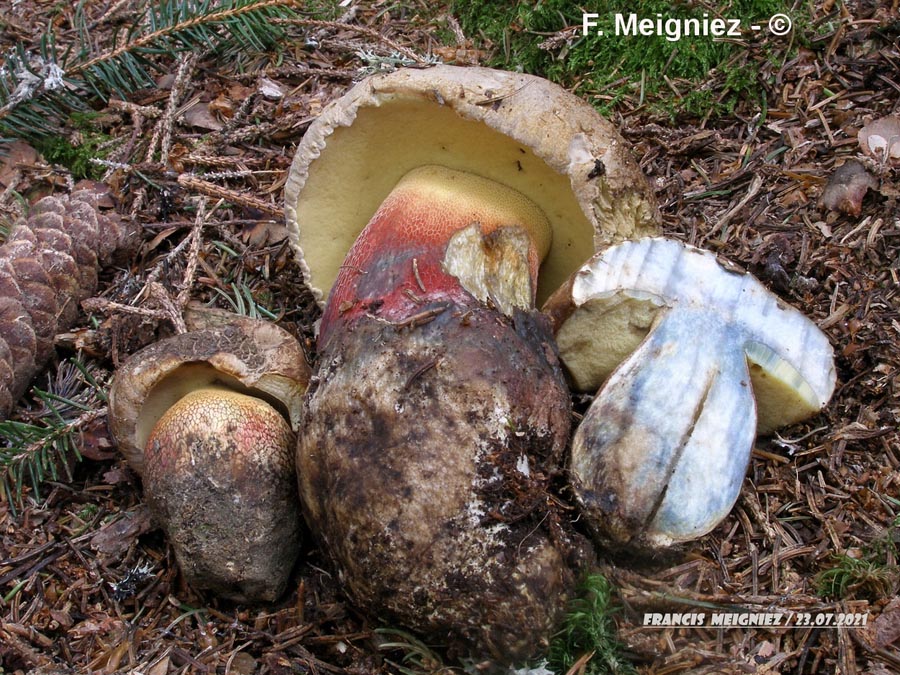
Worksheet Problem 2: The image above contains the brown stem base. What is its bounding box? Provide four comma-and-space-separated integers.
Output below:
297, 302, 592, 664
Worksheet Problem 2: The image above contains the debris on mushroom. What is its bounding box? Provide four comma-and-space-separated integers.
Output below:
544, 237, 836, 550
108, 314, 309, 602
820, 160, 878, 216
858, 114, 900, 162
287, 65, 657, 663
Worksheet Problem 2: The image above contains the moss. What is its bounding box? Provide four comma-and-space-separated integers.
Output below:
816, 554, 899, 600
816, 501, 900, 601
546, 573, 637, 675
35, 113, 112, 181
453, 0, 803, 119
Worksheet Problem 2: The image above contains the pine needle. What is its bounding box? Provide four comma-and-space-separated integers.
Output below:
0, 0, 299, 141
0, 358, 107, 513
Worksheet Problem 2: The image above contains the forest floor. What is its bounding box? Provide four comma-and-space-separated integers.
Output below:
0, 1, 898, 674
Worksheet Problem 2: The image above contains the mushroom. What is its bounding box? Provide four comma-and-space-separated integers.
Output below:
820, 160, 878, 217
285, 64, 659, 308
287, 66, 658, 663
858, 114, 900, 163
108, 311, 309, 602
544, 237, 836, 550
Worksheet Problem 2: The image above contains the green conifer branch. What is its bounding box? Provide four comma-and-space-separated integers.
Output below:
0, 359, 108, 513
0, 0, 298, 140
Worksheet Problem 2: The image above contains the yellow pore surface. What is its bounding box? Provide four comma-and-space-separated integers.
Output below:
293, 99, 594, 304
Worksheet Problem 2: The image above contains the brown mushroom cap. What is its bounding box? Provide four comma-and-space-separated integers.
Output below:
108, 315, 309, 475
285, 65, 659, 308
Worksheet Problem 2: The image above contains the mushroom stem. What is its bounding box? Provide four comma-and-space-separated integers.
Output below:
571, 307, 757, 547
299, 165, 589, 662
319, 165, 550, 346
145, 385, 299, 602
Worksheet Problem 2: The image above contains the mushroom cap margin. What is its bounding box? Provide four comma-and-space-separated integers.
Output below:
108, 316, 310, 475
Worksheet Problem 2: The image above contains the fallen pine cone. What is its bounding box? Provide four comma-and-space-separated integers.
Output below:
0, 184, 135, 419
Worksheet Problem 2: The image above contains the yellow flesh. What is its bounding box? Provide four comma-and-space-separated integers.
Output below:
444, 224, 535, 316
293, 98, 595, 305
555, 294, 664, 391
745, 342, 822, 434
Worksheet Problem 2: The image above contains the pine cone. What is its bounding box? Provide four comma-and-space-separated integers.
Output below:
0, 186, 135, 419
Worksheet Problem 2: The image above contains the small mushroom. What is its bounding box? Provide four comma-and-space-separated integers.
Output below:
820, 160, 878, 217
287, 66, 657, 663
858, 115, 900, 162
544, 237, 836, 550
108, 312, 309, 602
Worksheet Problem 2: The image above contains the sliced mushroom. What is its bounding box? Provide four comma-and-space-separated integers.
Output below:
544, 237, 836, 549
108, 313, 309, 602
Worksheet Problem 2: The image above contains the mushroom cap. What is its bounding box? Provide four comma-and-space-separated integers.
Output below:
108, 313, 310, 474
545, 237, 836, 433
285, 65, 659, 309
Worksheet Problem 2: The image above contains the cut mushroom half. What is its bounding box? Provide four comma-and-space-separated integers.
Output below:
285, 64, 659, 310
544, 237, 837, 549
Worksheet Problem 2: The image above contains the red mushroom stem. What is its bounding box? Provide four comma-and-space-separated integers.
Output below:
299, 165, 590, 663
318, 165, 550, 346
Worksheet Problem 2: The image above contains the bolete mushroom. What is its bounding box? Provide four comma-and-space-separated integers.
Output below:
108, 312, 309, 602
544, 237, 837, 550
285, 64, 659, 307
287, 66, 658, 663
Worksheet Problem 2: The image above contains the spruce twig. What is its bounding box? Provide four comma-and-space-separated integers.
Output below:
0, 359, 107, 513
0, 0, 299, 141
71, 0, 295, 79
